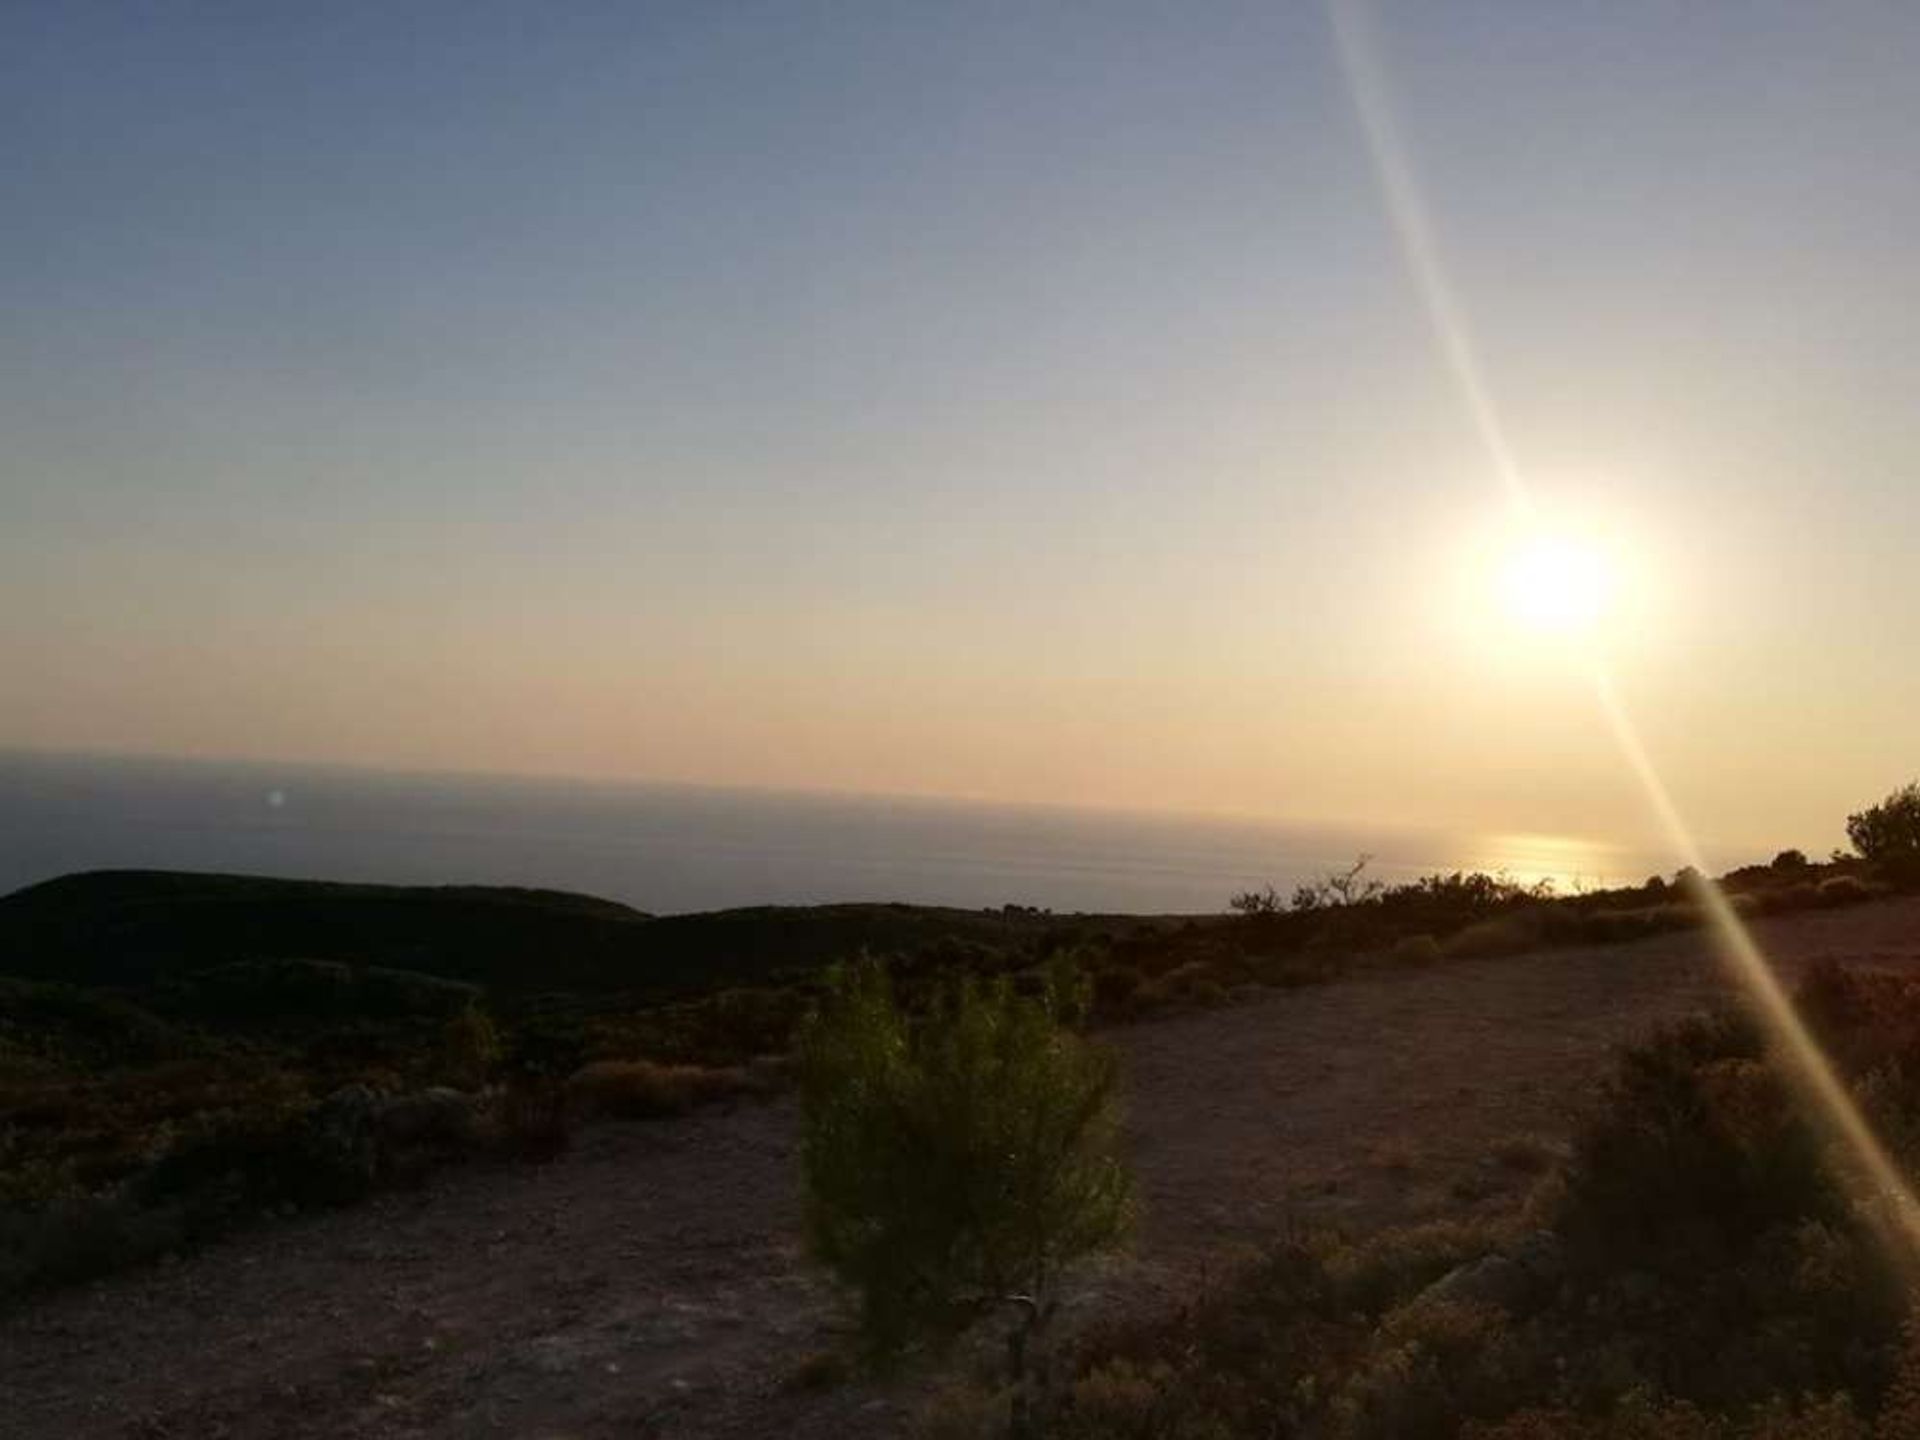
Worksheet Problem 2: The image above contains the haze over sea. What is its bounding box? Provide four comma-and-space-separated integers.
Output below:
0, 751, 1714, 916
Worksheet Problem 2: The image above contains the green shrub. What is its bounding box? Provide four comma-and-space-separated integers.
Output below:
797, 959, 1131, 1365
1555, 1014, 1835, 1272
1847, 783, 1920, 877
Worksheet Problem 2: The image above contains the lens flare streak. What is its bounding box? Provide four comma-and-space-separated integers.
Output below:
1327, 0, 1532, 519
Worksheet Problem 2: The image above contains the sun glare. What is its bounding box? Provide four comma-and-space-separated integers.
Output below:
1498, 531, 1615, 639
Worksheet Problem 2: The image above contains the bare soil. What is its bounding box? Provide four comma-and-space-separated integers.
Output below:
7, 897, 1920, 1440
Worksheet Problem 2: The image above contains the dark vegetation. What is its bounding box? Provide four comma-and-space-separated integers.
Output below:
0, 872, 1148, 1300
1851, 783, 1920, 884
800, 959, 1130, 1436
3, 781, 1916, 1307
921, 964, 1920, 1438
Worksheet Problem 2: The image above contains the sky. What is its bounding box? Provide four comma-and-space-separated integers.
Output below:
4, 1, 1918, 858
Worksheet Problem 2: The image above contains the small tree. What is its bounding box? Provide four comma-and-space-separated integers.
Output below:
798, 959, 1132, 1424
1847, 782, 1920, 876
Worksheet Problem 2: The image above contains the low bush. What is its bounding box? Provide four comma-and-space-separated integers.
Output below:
1767, 881, 1823, 914
1817, 874, 1879, 907
1391, 933, 1444, 967
566, 1058, 755, 1120
1444, 915, 1543, 960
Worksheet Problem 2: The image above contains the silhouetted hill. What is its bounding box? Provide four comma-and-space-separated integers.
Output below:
0, 870, 1106, 999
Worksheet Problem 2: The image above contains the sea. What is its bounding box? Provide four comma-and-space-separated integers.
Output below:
0, 750, 1701, 916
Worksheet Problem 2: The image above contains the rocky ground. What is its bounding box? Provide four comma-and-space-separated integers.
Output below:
7, 896, 1920, 1440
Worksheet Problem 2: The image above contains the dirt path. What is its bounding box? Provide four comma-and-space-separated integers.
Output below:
7, 898, 1920, 1440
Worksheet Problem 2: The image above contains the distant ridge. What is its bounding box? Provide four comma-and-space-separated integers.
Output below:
0, 869, 1099, 999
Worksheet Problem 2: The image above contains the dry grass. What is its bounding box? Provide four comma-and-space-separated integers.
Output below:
566, 1059, 758, 1121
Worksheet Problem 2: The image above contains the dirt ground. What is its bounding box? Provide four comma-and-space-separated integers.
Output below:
7, 897, 1920, 1440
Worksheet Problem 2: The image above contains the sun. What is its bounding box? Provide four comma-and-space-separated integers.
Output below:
1497, 530, 1615, 639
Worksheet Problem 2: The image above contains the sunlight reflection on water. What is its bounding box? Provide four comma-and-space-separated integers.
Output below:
1461, 832, 1653, 894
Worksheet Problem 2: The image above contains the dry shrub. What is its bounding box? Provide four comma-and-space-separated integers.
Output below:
1560, 905, 1691, 945
1327, 1218, 1510, 1315
1392, 933, 1444, 967
1330, 1298, 1516, 1440
1466, 1397, 1873, 1440
1059, 1358, 1173, 1436
1467, 1393, 1868, 1439
1765, 881, 1822, 913
485, 1082, 571, 1161
1877, 1314, 1920, 1440
1135, 960, 1226, 1011
567, 1059, 753, 1120
1443, 915, 1542, 960
1817, 874, 1877, 907
1368, 1136, 1420, 1176
911, 1377, 1016, 1440
1088, 964, 1145, 1020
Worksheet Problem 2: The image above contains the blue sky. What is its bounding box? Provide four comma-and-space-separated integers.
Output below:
5, 2, 1918, 852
